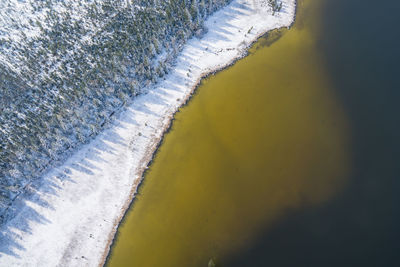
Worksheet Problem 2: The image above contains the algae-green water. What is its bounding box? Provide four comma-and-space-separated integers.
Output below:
107, 0, 400, 266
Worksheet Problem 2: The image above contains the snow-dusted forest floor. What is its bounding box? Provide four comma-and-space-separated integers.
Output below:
0, 0, 296, 266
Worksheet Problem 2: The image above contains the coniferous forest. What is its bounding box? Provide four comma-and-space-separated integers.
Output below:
0, 0, 233, 223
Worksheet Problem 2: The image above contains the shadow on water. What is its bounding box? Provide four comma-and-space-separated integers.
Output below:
250, 28, 289, 52
226, 0, 400, 266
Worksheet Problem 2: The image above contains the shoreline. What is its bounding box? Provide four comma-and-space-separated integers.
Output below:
103, 7, 299, 267
0, 1, 296, 266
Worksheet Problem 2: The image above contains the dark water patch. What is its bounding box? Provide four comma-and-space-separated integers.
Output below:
227, 0, 400, 266
251, 28, 289, 51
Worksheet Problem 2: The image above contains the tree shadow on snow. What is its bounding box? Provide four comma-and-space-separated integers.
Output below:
0, 0, 266, 261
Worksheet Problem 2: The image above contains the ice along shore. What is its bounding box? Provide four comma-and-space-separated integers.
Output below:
0, 0, 296, 266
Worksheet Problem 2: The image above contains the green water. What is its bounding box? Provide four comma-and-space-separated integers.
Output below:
106, 1, 352, 266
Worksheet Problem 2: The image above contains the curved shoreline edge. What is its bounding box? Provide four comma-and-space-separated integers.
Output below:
103, 2, 299, 266
0, 1, 296, 266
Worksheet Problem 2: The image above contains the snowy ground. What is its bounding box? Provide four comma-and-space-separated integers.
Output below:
0, 0, 296, 266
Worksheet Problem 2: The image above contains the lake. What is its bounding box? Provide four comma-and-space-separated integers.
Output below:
106, 0, 400, 266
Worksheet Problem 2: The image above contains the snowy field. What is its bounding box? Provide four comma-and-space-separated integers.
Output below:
0, 0, 296, 266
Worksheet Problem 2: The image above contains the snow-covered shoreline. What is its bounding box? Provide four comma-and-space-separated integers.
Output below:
0, 0, 296, 266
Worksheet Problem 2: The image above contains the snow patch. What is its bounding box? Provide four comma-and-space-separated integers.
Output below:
0, 0, 296, 266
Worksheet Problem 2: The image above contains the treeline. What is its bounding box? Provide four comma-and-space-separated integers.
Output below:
0, 0, 232, 223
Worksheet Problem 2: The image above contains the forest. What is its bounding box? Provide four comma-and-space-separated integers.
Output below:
0, 0, 280, 224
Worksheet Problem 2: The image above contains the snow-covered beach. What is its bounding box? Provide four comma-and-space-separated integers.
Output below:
0, 0, 296, 266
